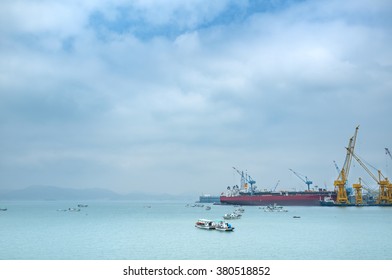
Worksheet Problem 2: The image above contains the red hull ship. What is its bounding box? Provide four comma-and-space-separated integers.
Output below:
220, 191, 335, 206
223, 167, 336, 206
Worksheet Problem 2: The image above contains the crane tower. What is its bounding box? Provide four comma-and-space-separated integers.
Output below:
334, 126, 359, 204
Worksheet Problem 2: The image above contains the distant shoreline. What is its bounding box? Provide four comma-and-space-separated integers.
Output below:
0, 185, 198, 201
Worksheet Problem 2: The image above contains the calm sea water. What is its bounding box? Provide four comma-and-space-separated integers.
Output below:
1, 200, 392, 260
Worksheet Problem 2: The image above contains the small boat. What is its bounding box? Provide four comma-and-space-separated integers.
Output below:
77, 204, 88, 207
191, 204, 204, 208
293, 216, 301, 218
205, 206, 211, 210
68, 208, 81, 212
223, 212, 242, 220
195, 219, 216, 230
0, 208, 7, 211
215, 220, 235, 232
320, 196, 335, 206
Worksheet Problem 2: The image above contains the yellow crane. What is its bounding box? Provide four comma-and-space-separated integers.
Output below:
334, 126, 359, 204
347, 148, 392, 205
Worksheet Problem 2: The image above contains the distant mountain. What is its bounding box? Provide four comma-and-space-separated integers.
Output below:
0, 185, 197, 201
121, 191, 197, 201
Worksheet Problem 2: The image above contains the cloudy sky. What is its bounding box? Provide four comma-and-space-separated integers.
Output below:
1, 0, 391, 195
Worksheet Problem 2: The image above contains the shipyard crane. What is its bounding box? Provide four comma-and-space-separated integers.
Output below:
232, 167, 256, 194
334, 125, 359, 204
289, 169, 313, 191
347, 148, 391, 204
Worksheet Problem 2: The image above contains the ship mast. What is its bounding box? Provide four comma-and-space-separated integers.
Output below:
232, 167, 256, 194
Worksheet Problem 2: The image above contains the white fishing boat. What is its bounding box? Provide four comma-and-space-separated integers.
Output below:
215, 220, 234, 232
195, 219, 216, 230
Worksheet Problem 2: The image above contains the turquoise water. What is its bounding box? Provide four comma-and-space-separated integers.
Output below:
1, 201, 392, 260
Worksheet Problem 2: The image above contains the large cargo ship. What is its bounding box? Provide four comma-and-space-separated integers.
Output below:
220, 167, 335, 206
220, 190, 335, 206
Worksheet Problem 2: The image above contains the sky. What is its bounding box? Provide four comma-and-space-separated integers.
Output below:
1, 0, 392, 195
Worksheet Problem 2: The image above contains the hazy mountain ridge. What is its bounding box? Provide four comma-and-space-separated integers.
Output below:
0, 185, 197, 201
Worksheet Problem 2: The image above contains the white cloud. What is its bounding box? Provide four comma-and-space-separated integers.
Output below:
1, 0, 391, 194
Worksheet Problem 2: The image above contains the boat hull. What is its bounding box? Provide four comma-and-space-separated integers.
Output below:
215, 227, 234, 232
195, 225, 215, 230
220, 192, 334, 206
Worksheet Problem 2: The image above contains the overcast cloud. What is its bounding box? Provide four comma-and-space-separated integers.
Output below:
1, 0, 391, 195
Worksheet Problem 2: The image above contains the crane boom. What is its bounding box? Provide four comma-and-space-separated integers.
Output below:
273, 180, 280, 191
347, 148, 379, 183
333, 160, 340, 174
342, 125, 359, 181
289, 169, 312, 190
386, 148, 392, 160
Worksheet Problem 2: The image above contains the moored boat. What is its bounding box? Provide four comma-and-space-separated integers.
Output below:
320, 196, 336, 206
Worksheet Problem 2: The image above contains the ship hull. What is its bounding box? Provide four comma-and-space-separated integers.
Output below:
220, 192, 334, 206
